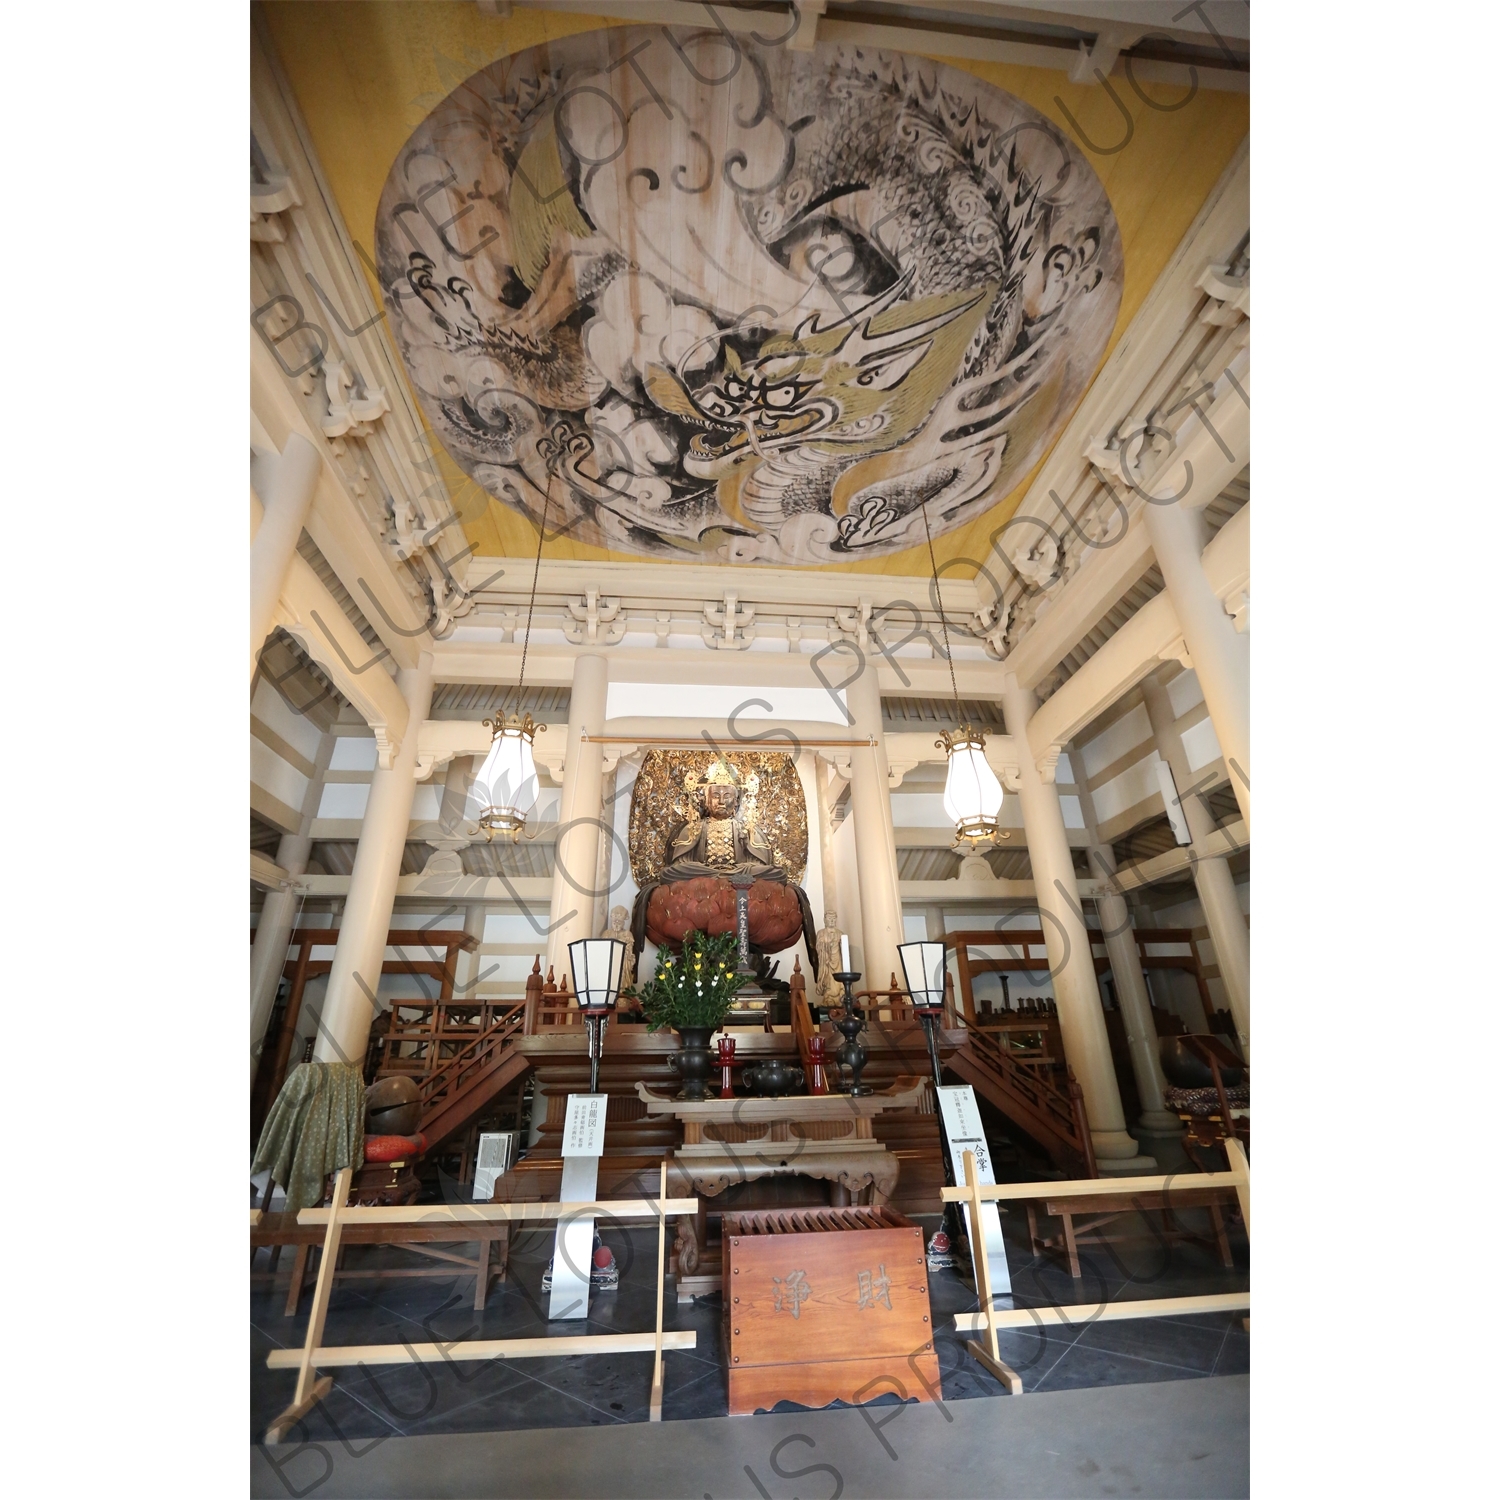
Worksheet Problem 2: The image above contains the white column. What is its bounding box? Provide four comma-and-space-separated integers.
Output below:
844, 664, 903, 989
250, 433, 322, 675
1002, 679, 1145, 1167
314, 652, 435, 1065
793, 752, 828, 933
811, 753, 838, 927
460, 900, 489, 999
1069, 748, 1176, 1132
594, 761, 619, 920
447, 738, 483, 996
1143, 499, 1250, 830
437, 754, 476, 839
545, 654, 609, 979
250, 730, 336, 1077
1141, 670, 1251, 1057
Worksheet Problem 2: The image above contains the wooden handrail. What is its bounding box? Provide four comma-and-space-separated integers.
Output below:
418, 1005, 527, 1115
955, 1026, 1096, 1177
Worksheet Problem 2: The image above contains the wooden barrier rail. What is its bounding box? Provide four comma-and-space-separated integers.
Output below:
941, 1140, 1249, 1394
265, 1164, 696, 1441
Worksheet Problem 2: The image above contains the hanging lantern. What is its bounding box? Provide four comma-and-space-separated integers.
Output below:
474, 712, 544, 839
938, 726, 1004, 849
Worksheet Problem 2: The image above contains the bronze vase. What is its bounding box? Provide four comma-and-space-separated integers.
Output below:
671, 1026, 717, 1101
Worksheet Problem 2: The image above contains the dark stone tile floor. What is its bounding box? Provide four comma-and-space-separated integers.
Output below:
252, 1203, 1247, 1445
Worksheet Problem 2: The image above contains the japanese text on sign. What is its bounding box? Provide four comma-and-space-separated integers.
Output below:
562, 1093, 607, 1157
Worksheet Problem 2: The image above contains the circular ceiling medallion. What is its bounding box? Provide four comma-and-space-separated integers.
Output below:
375, 26, 1122, 567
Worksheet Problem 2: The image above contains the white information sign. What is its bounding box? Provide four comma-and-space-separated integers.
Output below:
562, 1093, 608, 1157
472, 1131, 516, 1202
937, 1085, 1012, 1296
549, 1095, 607, 1320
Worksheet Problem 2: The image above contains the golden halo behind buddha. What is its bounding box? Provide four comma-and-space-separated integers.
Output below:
629, 751, 807, 887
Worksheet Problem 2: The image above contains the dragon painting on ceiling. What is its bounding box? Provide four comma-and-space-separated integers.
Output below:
375, 26, 1123, 566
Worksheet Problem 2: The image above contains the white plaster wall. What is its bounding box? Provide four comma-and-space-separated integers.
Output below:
1079, 703, 1151, 781
1091, 750, 1163, 827
252, 737, 310, 818
318, 783, 370, 818
1166, 669, 1206, 719
1180, 714, 1224, 773
253, 676, 325, 763
605, 681, 845, 722
330, 736, 378, 771
889, 791, 952, 827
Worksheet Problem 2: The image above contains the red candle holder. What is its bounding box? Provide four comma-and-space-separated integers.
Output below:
717, 1036, 738, 1099
806, 1033, 830, 1095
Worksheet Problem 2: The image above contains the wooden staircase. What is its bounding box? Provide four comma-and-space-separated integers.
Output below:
797, 962, 1096, 1179
413, 1002, 533, 1148
946, 1028, 1097, 1178
387, 959, 553, 1149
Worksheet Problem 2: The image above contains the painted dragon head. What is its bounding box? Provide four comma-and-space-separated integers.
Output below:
646, 278, 997, 480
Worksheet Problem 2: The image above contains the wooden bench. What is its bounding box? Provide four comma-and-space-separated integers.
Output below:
1024, 1185, 1237, 1279
251, 1209, 509, 1315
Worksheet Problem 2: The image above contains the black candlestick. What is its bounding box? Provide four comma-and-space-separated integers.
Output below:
832, 970, 872, 1096
584, 1011, 610, 1096
917, 1009, 965, 1254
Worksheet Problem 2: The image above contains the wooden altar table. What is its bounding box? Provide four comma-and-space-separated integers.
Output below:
634, 1078, 930, 1299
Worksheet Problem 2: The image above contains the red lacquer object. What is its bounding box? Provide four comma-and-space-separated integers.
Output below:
717, 1036, 738, 1098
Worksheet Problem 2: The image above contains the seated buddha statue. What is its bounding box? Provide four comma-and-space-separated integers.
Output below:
661, 778, 785, 884
630, 760, 818, 977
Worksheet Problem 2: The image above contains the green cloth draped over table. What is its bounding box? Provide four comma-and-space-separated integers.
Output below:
252, 1061, 366, 1213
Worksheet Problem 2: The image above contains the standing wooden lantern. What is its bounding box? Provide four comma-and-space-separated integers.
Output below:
721, 1207, 939, 1416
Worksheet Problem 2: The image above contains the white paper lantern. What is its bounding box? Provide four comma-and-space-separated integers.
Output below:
939, 727, 1004, 847
569, 937, 626, 1014
474, 713, 542, 837
898, 940, 948, 1014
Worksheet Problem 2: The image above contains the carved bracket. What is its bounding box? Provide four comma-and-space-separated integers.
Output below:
1225, 589, 1249, 634
1010, 534, 1060, 591
1161, 635, 1194, 670
1084, 435, 1125, 483
321, 361, 390, 441
703, 592, 755, 650
827, 751, 854, 782
414, 749, 452, 783
533, 739, 566, 784
887, 759, 918, 788
372, 724, 399, 770
427, 576, 473, 641
250, 173, 300, 242
564, 588, 626, 646
1197, 263, 1250, 325
833, 598, 875, 650
971, 599, 1010, 661
1036, 745, 1063, 785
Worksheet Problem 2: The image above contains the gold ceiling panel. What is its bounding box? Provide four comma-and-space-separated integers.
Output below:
262, 3, 1248, 578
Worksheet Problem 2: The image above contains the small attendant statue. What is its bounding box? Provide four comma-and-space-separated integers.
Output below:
601, 904, 636, 991
815, 911, 843, 1010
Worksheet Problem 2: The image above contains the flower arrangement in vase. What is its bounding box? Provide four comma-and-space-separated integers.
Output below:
628, 929, 745, 1100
